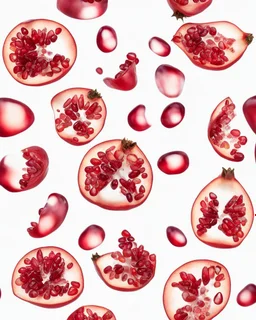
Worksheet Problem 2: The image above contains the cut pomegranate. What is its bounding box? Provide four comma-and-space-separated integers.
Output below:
92, 230, 156, 291
12, 246, 84, 308
158, 151, 189, 174
166, 226, 187, 247
96, 67, 103, 75
0, 98, 34, 137
149, 37, 171, 57
243, 96, 256, 134
57, 0, 108, 20
237, 284, 256, 307
127, 105, 151, 131
208, 97, 247, 162
97, 26, 117, 53
79, 225, 105, 250
172, 21, 253, 70
161, 102, 185, 128
191, 168, 254, 248
155, 65, 185, 98
67, 305, 116, 320
78, 138, 153, 210
51, 88, 106, 146
0, 146, 49, 192
3, 19, 77, 86
167, 0, 212, 19
103, 53, 139, 91
27, 193, 68, 238
163, 259, 231, 320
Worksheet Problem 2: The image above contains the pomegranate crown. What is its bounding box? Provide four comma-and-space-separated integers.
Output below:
221, 167, 235, 179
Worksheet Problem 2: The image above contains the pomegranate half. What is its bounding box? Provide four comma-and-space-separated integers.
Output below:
167, 0, 212, 19
12, 246, 84, 308
67, 305, 116, 320
191, 168, 254, 248
163, 259, 231, 319
78, 138, 153, 210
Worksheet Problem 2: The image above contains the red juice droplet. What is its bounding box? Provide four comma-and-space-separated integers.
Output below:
96, 67, 103, 75
96, 26, 117, 53
158, 151, 189, 174
161, 102, 185, 128
166, 226, 187, 247
78, 225, 105, 250
237, 284, 256, 307
127, 105, 151, 131
149, 37, 171, 57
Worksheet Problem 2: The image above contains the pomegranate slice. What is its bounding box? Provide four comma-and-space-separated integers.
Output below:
172, 21, 253, 70
243, 95, 256, 134
166, 226, 187, 247
127, 105, 151, 131
161, 102, 185, 129
51, 88, 106, 146
0, 146, 49, 192
27, 193, 68, 238
237, 284, 256, 307
163, 259, 231, 320
57, 0, 108, 20
0, 98, 34, 137
191, 168, 254, 248
2, 19, 77, 86
92, 230, 156, 291
78, 138, 153, 210
208, 97, 247, 162
149, 37, 171, 57
12, 246, 84, 308
67, 305, 116, 320
167, 0, 212, 19
97, 26, 117, 53
158, 151, 189, 174
79, 225, 105, 250
103, 53, 139, 91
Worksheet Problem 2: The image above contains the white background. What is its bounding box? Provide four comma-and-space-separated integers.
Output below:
0, 0, 256, 319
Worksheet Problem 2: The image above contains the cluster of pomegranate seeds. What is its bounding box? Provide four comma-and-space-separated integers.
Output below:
172, 265, 225, 320
70, 307, 114, 320
173, 24, 236, 66
197, 192, 247, 242
15, 249, 80, 299
209, 99, 247, 161
8, 27, 70, 80
55, 90, 103, 143
84, 139, 148, 202
175, 0, 207, 4
102, 230, 156, 287
115, 52, 139, 79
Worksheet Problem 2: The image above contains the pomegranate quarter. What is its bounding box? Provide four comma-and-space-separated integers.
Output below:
163, 259, 231, 320
191, 168, 254, 248
12, 247, 84, 308
92, 230, 156, 291
2, 19, 77, 86
78, 138, 153, 210
67, 305, 116, 320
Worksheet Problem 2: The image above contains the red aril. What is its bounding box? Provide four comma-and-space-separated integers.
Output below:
237, 284, 256, 307
51, 88, 106, 146
158, 151, 189, 174
97, 26, 117, 53
78, 138, 153, 210
2, 19, 77, 86
163, 259, 231, 320
191, 168, 254, 248
79, 225, 105, 250
161, 102, 185, 128
67, 305, 116, 320
27, 193, 68, 238
57, 0, 108, 20
167, 0, 212, 19
166, 226, 187, 247
12, 246, 84, 308
0, 146, 49, 192
243, 96, 256, 134
96, 67, 103, 75
103, 53, 139, 91
208, 97, 247, 162
0, 98, 34, 137
92, 230, 156, 291
127, 105, 151, 131
149, 37, 171, 57
172, 21, 253, 70
155, 65, 185, 98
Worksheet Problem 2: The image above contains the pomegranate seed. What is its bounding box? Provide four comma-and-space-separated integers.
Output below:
149, 37, 171, 57
96, 26, 117, 53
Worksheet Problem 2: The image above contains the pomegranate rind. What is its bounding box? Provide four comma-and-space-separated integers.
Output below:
12, 246, 84, 308
2, 19, 77, 86
163, 259, 231, 320
172, 21, 252, 70
51, 87, 107, 146
67, 305, 116, 320
93, 253, 156, 291
103, 62, 137, 91
167, 0, 212, 18
191, 170, 254, 248
78, 139, 153, 210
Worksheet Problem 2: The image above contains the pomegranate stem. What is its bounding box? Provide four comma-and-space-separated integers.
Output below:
121, 138, 137, 151
91, 253, 101, 261
246, 33, 254, 45
221, 167, 235, 179
87, 89, 102, 99
172, 11, 185, 21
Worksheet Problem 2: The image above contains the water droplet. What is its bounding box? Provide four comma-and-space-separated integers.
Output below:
161, 102, 185, 128
78, 225, 105, 250
96, 67, 103, 75
149, 37, 171, 57
96, 26, 117, 53
127, 105, 151, 131
166, 226, 187, 247
157, 151, 189, 174
237, 284, 256, 307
